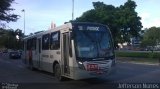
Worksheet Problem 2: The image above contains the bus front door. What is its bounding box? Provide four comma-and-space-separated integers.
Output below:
62, 33, 70, 75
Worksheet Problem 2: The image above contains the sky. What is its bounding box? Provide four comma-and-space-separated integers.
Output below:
7, 0, 160, 35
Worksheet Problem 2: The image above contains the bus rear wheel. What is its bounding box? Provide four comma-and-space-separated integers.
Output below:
28, 63, 35, 71
54, 64, 63, 81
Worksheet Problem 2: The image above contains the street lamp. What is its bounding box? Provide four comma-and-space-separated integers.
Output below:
21, 9, 25, 36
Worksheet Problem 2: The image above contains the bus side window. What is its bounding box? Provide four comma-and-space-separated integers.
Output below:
27, 39, 31, 50
32, 37, 37, 50
42, 34, 50, 50
50, 31, 60, 50
69, 32, 72, 57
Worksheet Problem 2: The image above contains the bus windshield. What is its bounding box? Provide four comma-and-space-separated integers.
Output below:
73, 24, 113, 59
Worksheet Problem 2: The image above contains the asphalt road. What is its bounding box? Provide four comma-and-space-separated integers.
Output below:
0, 53, 160, 89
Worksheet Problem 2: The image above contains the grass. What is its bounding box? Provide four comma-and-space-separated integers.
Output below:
116, 51, 160, 64
116, 51, 160, 58
117, 57, 159, 64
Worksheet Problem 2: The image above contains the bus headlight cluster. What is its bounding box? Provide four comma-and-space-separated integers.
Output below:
77, 61, 85, 70
78, 61, 83, 65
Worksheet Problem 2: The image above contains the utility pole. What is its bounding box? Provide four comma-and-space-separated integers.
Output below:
21, 9, 25, 36
72, 0, 74, 20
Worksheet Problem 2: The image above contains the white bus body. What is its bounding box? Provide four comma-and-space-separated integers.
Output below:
23, 22, 116, 80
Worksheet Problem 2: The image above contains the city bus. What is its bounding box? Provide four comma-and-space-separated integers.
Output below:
23, 22, 116, 80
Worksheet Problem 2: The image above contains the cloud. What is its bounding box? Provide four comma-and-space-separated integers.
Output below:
139, 12, 160, 28
147, 19, 160, 28
140, 12, 150, 20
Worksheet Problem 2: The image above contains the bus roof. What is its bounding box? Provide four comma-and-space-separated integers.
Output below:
23, 22, 108, 40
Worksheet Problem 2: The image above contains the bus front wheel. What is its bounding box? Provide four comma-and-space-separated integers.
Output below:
54, 64, 63, 81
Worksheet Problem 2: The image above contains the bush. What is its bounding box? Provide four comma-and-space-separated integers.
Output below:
116, 51, 160, 59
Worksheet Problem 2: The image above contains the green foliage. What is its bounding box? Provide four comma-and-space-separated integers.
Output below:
74, 0, 142, 48
117, 0, 142, 42
0, 28, 23, 49
116, 51, 160, 59
0, 0, 19, 27
141, 27, 160, 48
116, 51, 148, 58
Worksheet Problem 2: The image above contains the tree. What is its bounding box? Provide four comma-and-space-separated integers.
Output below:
117, 0, 142, 43
0, 28, 23, 49
74, 0, 142, 48
0, 0, 19, 27
141, 27, 160, 49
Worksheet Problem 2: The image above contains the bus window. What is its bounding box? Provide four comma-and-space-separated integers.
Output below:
73, 24, 114, 60
50, 31, 60, 50
26, 38, 37, 50
69, 32, 72, 57
27, 39, 31, 50
32, 38, 37, 50
42, 34, 50, 50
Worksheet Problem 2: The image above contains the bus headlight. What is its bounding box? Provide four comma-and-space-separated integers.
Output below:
77, 61, 85, 70
78, 61, 83, 65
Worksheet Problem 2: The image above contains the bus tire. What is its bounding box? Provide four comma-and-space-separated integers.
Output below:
31, 65, 35, 70
28, 62, 36, 71
28, 65, 34, 70
54, 63, 63, 81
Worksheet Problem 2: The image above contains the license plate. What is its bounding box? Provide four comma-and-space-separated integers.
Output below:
87, 64, 99, 71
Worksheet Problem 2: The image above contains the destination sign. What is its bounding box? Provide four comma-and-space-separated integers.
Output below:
78, 26, 100, 31
72, 23, 108, 32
